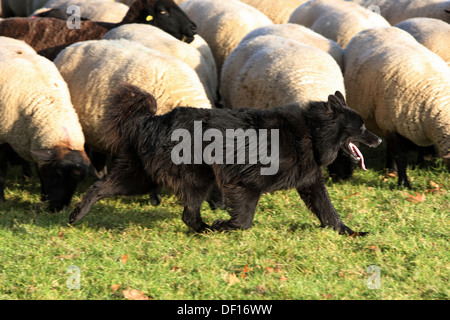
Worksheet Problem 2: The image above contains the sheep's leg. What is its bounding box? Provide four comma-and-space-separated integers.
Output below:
211, 186, 261, 231
386, 134, 411, 189
297, 177, 366, 236
0, 145, 8, 201
69, 159, 155, 224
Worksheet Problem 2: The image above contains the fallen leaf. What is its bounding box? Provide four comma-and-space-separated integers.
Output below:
369, 245, 378, 251
385, 171, 397, 178
120, 254, 128, 263
266, 267, 274, 274
171, 266, 181, 272
227, 273, 240, 285
240, 263, 250, 278
406, 192, 426, 203
321, 293, 333, 299
122, 289, 150, 300
58, 231, 65, 239
111, 284, 121, 292
279, 275, 288, 281
425, 181, 444, 194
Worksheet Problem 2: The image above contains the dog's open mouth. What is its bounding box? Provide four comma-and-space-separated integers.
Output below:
347, 142, 367, 171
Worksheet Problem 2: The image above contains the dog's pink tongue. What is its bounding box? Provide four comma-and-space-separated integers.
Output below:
349, 142, 367, 171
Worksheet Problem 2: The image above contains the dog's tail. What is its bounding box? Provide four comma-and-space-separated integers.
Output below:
103, 83, 158, 154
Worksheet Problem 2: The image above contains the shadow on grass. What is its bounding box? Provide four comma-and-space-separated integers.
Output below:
0, 169, 180, 232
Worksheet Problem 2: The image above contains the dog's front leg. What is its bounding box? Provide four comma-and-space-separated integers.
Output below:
297, 180, 366, 236
69, 160, 155, 224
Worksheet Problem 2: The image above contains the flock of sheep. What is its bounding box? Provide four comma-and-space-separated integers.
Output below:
0, 0, 449, 211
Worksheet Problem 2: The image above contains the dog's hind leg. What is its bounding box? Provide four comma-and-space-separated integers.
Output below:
69, 159, 155, 224
297, 178, 366, 236
211, 186, 261, 231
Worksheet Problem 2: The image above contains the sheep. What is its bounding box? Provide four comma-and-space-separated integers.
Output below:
348, 0, 450, 25
53, 39, 212, 156
239, 0, 309, 24
240, 23, 344, 70
1, 0, 48, 17
288, 0, 390, 48
40, 0, 129, 23
221, 35, 345, 111
0, 0, 197, 60
395, 17, 450, 66
344, 26, 450, 188
0, 36, 93, 211
179, 0, 272, 76
102, 24, 217, 105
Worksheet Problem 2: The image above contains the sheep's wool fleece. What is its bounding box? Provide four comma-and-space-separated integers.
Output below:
395, 17, 450, 67
221, 35, 345, 110
240, 23, 344, 69
180, 0, 272, 74
288, 0, 390, 48
352, 0, 450, 25
239, 0, 309, 24
54, 39, 212, 153
344, 27, 450, 156
0, 37, 85, 161
102, 24, 217, 105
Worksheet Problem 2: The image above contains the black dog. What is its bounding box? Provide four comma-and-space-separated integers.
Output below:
69, 84, 381, 236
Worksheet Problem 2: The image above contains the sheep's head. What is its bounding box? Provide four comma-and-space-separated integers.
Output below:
121, 0, 197, 43
32, 147, 95, 212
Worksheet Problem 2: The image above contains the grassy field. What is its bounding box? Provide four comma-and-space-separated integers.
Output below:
0, 145, 448, 300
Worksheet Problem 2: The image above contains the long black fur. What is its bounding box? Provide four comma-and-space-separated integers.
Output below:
70, 85, 381, 236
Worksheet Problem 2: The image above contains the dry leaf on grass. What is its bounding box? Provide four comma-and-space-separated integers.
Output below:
226, 273, 240, 285
425, 180, 444, 194
120, 254, 128, 263
122, 289, 150, 300
406, 192, 426, 203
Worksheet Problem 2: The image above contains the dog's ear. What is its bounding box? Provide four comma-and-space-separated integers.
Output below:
334, 91, 346, 105
326, 94, 342, 118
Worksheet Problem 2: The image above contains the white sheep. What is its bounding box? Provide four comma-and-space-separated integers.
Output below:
395, 17, 450, 66
239, 0, 309, 24
53, 39, 212, 154
221, 34, 345, 110
348, 0, 450, 25
41, 0, 128, 23
102, 24, 218, 105
0, 36, 91, 210
288, 0, 390, 48
344, 26, 450, 187
179, 0, 272, 75
240, 23, 344, 69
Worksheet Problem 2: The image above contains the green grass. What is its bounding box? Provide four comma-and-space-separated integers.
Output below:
0, 146, 448, 300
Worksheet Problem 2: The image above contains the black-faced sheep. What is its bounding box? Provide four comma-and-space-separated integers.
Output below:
0, 37, 93, 211
0, 0, 197, 60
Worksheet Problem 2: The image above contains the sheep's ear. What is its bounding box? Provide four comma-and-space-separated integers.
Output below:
31, 149, 56, 165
